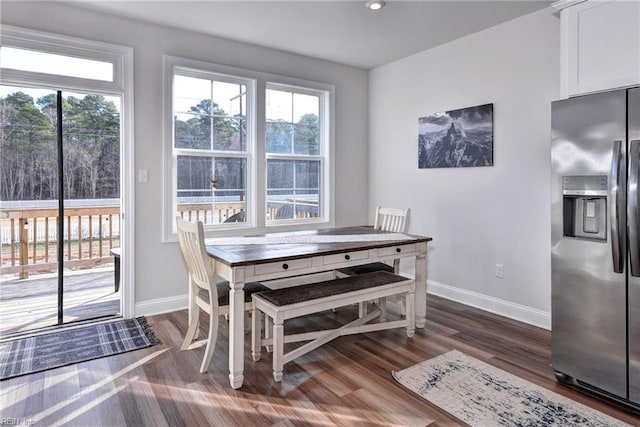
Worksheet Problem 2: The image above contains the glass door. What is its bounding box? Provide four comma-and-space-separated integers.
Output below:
0, 85, 122, 336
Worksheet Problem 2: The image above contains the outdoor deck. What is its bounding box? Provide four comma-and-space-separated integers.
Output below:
0, 268, 120, 337
0, 201, 315, 338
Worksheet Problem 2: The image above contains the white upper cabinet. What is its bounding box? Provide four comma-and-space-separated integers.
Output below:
555, 0, 640, 97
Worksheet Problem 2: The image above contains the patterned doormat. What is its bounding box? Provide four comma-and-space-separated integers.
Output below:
0, 317, 160, 380
393, 350, 631, 427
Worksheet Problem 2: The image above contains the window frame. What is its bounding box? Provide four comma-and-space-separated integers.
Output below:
0, 26, 127, 94
264, 82, 329, 226
163, 55, 334, 241
171, 66, 256, 234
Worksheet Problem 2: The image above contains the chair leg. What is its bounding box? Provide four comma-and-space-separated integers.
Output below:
332, 270, 338, 313
405, 290, 415, 338
265, 316, 273, 353
182, 310, 200, 351
273, 321, 284, 382
199, 308, 219, 373
396, 297, 406, 316
181, 283, 200, 351
392, 261, 406, 315
252, 306, 262, 362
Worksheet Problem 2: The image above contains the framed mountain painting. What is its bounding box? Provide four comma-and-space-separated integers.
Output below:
418, 103, 493, 168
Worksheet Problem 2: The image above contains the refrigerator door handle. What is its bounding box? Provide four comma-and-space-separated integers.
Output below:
611, 139, 624, 273
629, 139, 640, 277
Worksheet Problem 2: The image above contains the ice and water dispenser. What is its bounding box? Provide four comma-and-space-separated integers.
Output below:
562, 175, 608, 241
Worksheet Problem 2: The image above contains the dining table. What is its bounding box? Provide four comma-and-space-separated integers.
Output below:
205, 225, 432, 389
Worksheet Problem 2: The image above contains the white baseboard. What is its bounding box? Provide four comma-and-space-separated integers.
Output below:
133, 280, 552, 330
427, 280, 551, 330
135, 294, 188, 317
134, 272, 335, 317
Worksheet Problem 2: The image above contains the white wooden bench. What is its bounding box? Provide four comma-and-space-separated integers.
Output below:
251, 270, 415, 382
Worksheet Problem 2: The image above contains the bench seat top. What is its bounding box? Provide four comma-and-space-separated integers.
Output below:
254, 271, 409, 307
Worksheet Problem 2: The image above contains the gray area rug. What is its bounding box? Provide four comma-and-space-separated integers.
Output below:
0, 317, 159, 380
393, 350, 631, 427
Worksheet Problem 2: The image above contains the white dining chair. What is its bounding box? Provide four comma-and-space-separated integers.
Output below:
176, 217, 268, 373
337, 206, 410, 316
339, 206, 410, 276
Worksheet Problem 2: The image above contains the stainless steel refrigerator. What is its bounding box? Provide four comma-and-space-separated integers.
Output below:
551, 86, 640, 409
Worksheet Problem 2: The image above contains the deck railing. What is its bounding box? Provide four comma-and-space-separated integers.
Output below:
177, 201, 319, 223
1, 206, 121, 278
177, 201, 246, 224
1, 200, 319, 279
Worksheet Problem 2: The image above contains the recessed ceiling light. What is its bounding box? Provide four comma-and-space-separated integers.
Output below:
366, 1, 386, 11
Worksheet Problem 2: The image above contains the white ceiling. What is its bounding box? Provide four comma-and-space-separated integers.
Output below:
69, 0, 552, 69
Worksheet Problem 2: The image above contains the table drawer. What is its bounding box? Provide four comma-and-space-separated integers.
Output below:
323, 250, 369, 266
254, 258, 312, 275
377, 243, 417, 257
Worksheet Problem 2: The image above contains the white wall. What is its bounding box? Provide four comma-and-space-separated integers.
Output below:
1, 2, 369, 313
369, 8, 560, 329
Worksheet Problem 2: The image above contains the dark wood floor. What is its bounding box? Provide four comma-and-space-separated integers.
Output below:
3, 295, 640, 426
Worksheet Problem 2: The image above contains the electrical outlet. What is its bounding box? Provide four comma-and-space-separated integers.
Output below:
138, 169, 148, 183
495, 264, 504, 279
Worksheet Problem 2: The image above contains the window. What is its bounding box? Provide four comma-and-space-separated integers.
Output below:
266, 85, 323, 222
164, 56, 333, 240
0, 46, 114, 81
172, 71, 252, 227
0, 27, 127, 94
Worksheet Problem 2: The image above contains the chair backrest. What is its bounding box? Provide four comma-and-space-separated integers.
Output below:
275, 204, 294, 220
373, 206, 410, 233
176, 217, 217, 298
224, 210, 245, 223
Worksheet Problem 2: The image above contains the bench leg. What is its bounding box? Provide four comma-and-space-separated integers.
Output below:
406, 290, 415, 338
378, 297, 387, 321
358, 301, 367, 318
273, 321, 284, 382
251, 306, 261, 362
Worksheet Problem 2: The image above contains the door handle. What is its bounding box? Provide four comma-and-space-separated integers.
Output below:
629, 140, 640, 276
611, 140, 624, 273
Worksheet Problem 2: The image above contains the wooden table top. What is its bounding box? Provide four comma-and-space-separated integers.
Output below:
205, 226, 432, 267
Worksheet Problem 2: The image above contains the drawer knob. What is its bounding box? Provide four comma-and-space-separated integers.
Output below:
396, 248, 401, 253
282, 263, 289, 270
345, 254, 350, 260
